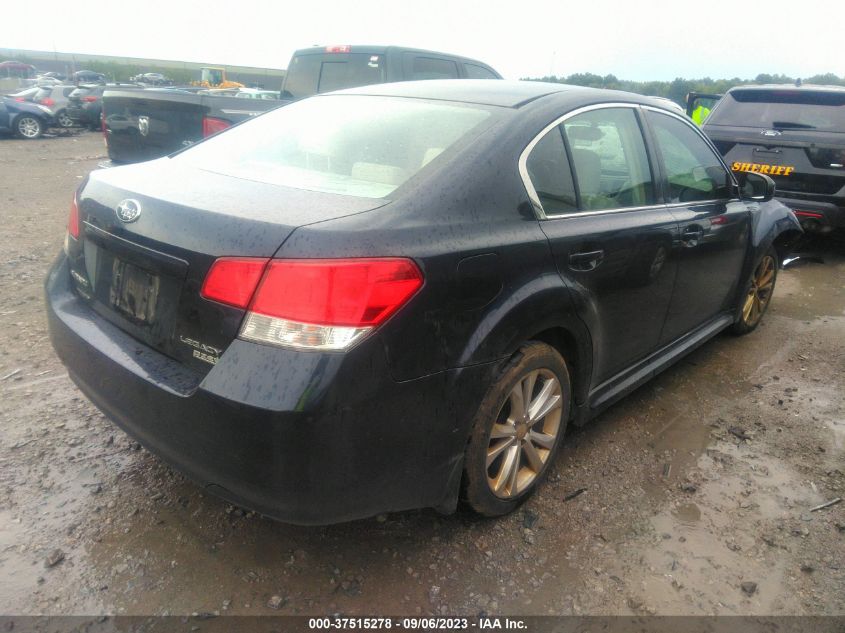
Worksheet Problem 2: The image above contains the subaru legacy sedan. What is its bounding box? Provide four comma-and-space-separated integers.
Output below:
46, 81, 801, 524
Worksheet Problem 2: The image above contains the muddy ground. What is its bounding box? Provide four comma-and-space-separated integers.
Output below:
0, 131, 843, 617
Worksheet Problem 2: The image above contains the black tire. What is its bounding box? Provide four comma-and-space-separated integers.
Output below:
56, 110, 74, 128
730, 245, 778, 335
462, 342, 571, 517
15, 115, 43, 139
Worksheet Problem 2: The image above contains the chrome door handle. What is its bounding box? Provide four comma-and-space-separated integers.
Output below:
568, 249, 605, 271
681, 227, 703, 247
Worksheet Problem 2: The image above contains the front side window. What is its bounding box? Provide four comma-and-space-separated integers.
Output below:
176, 95, 496, 199
647, 111, 731, 203
525, 127, 577, 214
562, 108, 655, 210
412, 57, 459, 80
464, 64, 498, 79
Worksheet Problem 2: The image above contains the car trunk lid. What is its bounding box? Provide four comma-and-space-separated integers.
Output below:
67, 159, 386, 374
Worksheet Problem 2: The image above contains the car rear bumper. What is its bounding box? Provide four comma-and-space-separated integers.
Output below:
46, 254, 493, 524
775, 196, 845, 232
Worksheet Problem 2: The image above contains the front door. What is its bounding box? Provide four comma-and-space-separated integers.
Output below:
643, 109, 750, 345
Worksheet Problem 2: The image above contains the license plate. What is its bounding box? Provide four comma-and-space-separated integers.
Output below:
731, 162, 795, 177
109, 258, 160, 325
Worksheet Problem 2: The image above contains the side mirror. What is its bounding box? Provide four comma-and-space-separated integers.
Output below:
737, 171, 775, 202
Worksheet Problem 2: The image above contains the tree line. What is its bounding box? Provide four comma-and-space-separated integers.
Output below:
523, 73, 845, 105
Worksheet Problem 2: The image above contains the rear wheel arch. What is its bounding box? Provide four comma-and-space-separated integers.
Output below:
527, 326, 590, 411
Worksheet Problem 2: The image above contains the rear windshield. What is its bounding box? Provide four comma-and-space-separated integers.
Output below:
175, 94, 496, 198
707, 89, 845, 132
282, 53, 386, 100
69, 87, 93, 98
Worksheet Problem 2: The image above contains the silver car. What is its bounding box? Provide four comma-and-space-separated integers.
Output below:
31, 85, 78, 128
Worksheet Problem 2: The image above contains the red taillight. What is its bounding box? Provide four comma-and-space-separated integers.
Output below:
202, 116, 230, 137
68, 193, 80, 239
325, 45, 351, 53
794, 210, 824, 219
39, 98, 55, 106
14, 97, 25, 102
252, 259, 423, 327
200, 257, 269, 309
82, 96, 98, 102
202, 257, 423, 350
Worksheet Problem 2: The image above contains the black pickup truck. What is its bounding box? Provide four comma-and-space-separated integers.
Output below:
102, 45, 501, 165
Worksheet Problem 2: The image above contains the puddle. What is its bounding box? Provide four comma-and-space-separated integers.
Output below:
672, 503, 701, 525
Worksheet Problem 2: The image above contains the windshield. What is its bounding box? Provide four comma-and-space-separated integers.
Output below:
707, 89, 845, 132
175, 95, 496, 198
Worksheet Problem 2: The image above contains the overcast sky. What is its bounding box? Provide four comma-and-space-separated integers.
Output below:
1, 0, 840, 81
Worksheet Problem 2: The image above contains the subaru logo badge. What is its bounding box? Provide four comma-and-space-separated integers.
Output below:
138, 115, 150, 137
116, 199, 142, 223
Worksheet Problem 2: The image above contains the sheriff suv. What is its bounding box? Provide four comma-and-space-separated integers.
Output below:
703, 84, 845, 233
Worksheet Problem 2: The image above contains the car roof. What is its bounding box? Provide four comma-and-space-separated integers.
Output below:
331, 79, 666, 110
291, 45, 496, 68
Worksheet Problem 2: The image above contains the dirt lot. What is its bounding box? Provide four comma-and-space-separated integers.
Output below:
0, 131, 843, 617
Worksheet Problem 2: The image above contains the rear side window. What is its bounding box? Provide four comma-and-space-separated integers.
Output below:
464, 64, 498, 79
318, 55, 385, 93
282, 55, 321, 99
284, 54, 387, 99
707, 89, 845, 132
525, 127, 577, 214
411, 57, 459, 80
647, 111, 731, 203
562, 108, 655, 210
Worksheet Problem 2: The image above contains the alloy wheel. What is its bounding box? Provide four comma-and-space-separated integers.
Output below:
17, 117, 41, 139
486, 369, 563, 498
57, 111, 74, 127
741, 254, 776, 327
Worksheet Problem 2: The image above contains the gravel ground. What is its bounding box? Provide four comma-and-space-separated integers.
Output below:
0, 131, 843, 617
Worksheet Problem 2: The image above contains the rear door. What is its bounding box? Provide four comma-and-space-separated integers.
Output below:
525, 105, 679, 387
645, 108, 750, 345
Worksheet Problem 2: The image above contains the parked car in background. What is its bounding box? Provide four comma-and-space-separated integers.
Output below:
73, 70, 107, 84
0, 95, 55, 138
703, 83, 845, 233
47, 80, 801, 524
650, 96, 685, 116
102, 44, 501, 165
130, 73, 172, 86
67, 83, 139, 130
199, 87, 280, 100
5, 87, 40, 101
0, 60, 36, 79
32, 85, 78, 127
